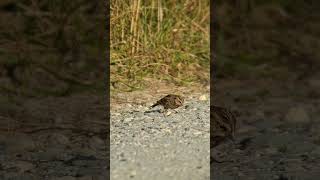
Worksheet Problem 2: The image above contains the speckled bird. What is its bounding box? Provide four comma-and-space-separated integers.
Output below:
211, 105, 237, 163
211, 105, 237, 148
150, 94, 184, 110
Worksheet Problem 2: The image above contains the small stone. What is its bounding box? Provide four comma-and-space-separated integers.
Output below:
124, 117, 133, 122
199, 95, 207, 101
142, 106, 149, 111
193, 131, 203, 136
255, 152, 261, 158
15, 161, 34, 173
285, 107, 310, 124
273, 175, 280, 179
255, 110, 265, 120
265, 148, 278, 155
164, 129, 172, 135
238, 125, 258, 134
234, 149, 243, 153
308, 79, 320, 88
129, 170, 136, 178
268, 160, 275, 165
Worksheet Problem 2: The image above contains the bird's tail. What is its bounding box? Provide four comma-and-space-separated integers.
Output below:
149, 102, 160, 109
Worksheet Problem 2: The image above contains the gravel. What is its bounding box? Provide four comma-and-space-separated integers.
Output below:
212, 79, 320, 180
0, 95, 108, 179
110, 96, 210, 180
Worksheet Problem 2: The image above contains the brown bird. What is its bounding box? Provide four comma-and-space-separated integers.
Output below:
211, 105, 237, 163
150, 94, 184, 110
211, 105, 237, 147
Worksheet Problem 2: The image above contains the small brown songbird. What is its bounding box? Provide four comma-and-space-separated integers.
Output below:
211, 105, 237, 148
150, 94, 184, 110
211, 105, 237, 163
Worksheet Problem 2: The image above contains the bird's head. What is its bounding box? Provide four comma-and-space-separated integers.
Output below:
175, 96, 184, 106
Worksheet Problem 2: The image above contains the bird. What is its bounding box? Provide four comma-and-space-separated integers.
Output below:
211, 105, 237, 163
211, 105, 237, 147
150, 94, 184, 111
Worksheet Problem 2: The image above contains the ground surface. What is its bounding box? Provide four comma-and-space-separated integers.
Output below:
2, 74, 320, 180
110, 92, 210, 180
212, 76, 320, 180
0, 94, 108, 179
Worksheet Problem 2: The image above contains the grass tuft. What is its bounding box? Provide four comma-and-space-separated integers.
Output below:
111, 0, 210, 91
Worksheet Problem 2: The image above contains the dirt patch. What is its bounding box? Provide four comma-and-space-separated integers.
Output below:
111, 80, 209, 111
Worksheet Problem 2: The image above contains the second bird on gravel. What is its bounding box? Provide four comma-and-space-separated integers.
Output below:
150, 94, 184, 110
211, 105, 237, 148
211, 105, 237, 163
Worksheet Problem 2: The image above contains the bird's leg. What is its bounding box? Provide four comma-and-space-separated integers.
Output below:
164, 109, 173, 117
159, 108, 165, 113
160, 108, 166, 117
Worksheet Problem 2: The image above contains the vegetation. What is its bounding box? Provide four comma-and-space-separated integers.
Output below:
111, 0, 210, 92
0, 0, 106, 97
215, 0, 320, 79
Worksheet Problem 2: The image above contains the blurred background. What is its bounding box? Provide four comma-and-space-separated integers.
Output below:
111, 0, 210, 93
213, 1, 320, 179
0, 0, 105, 98
215, 0, 320, 80
0, 2, 108, 178
0, 0, 107, 133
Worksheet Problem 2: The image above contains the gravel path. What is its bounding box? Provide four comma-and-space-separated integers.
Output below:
111, 95, 210, 180
0, 94, 108, 179
212, 79, 320, 180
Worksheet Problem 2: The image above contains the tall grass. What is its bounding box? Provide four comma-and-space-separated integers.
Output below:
111, 0, 210, 91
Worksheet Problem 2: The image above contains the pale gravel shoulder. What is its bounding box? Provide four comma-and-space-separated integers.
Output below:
110, 95, 210, 180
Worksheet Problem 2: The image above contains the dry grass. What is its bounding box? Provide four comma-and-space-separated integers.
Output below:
111, 0, 210, 92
